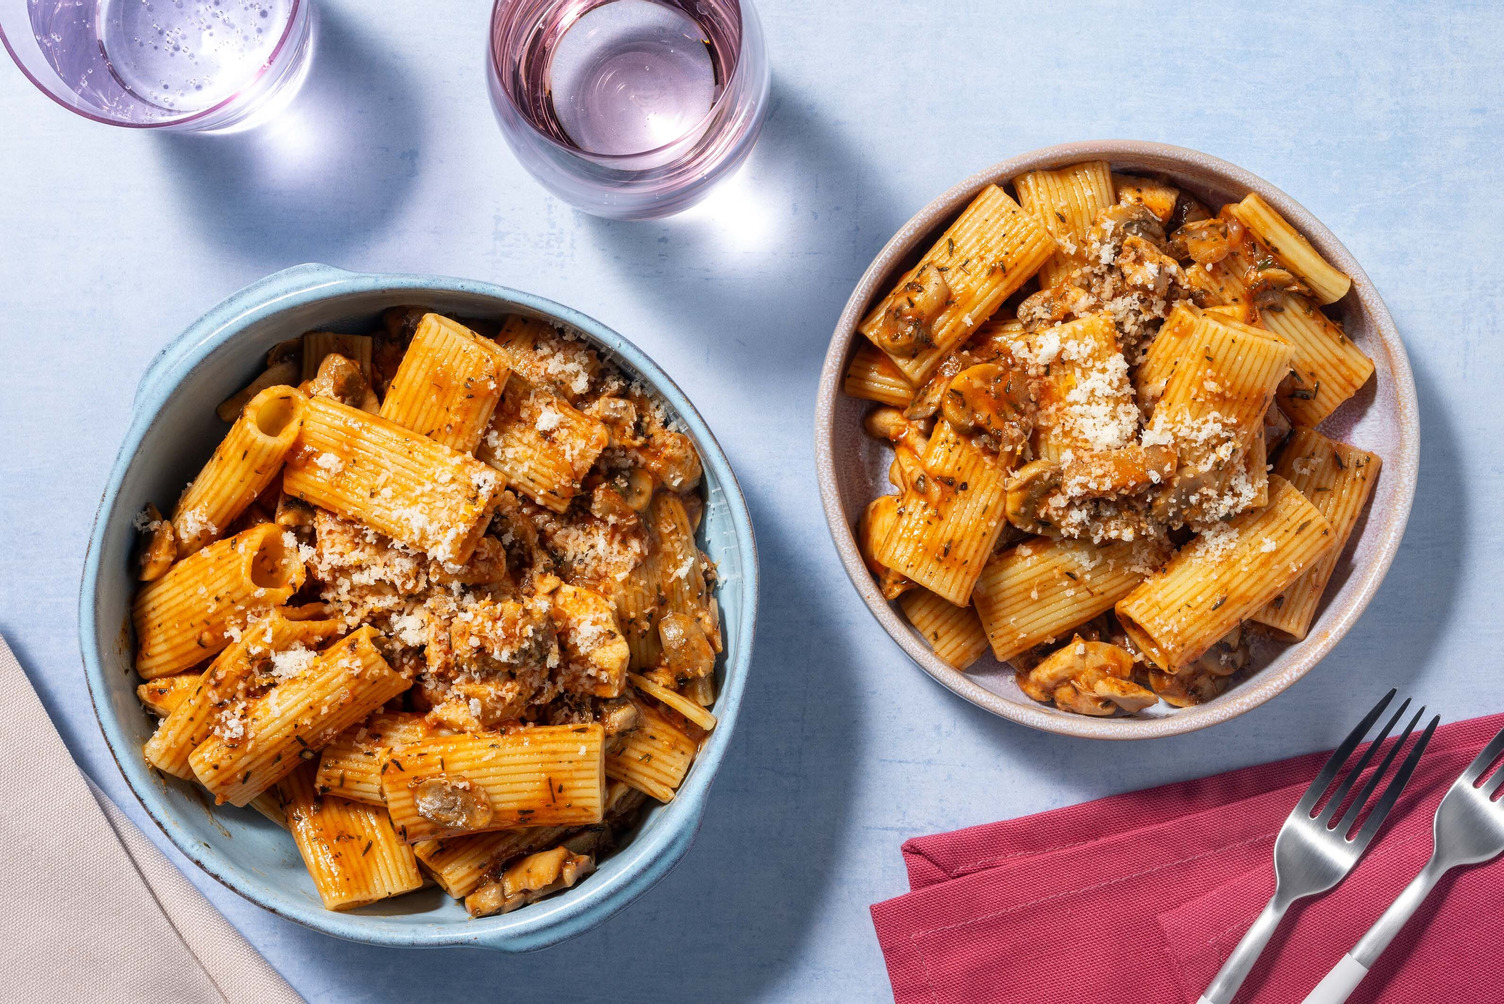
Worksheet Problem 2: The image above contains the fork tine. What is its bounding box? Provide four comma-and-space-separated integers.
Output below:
1482, 766, 1504, 799
1295, 688, 1396, 817
1317, 698, 1411, 826
1354, 713, 1440, 849
1332, 703, 1421, 835
1461, 724, 1504, 785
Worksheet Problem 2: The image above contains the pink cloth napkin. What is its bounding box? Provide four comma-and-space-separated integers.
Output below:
871, 713, 1504, 1003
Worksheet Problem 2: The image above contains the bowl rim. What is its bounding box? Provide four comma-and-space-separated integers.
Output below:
814, 140, 1419, 740
78, 263, 760, 948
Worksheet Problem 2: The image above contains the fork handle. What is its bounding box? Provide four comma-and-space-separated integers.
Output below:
1199, 894, 1288, 1004
1300, 858, 1448, 1004
1302, 954, 1368, 1004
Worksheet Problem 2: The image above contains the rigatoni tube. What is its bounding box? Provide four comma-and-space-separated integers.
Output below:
1116, 475, 1337, 670
173, 385, 306, 556
189, 626, 411, 806
1251, 429, 1380, 640
132, 522, 305, 679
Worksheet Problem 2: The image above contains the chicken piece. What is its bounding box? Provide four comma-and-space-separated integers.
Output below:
429, 535, 512, 588
1005, 447, 1172, 544
1112, 173, 1180, 223
628, 426, 702, 493
585, 396, 646, 448
423, 593, 559, 731
309, 510, 429, 623
549, 583, 630, 698
523, 490, 647, 589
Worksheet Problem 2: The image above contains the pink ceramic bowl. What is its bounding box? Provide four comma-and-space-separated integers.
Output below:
814, 140, 1419, 740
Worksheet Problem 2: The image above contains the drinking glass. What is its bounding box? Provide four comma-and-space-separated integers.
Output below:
488, 0, 770, 220
1, 0, 313, 132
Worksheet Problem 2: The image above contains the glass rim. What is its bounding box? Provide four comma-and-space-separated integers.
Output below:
0, 0, 305, 129
487, 0, 756, 165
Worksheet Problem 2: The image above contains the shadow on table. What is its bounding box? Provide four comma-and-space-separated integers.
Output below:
941, 353, 1466, 797
576, 75, 913, 389
154, 4, 425, 265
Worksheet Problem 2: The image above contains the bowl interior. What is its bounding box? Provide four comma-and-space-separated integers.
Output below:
820, 144, 1417, 739
84, 276, 755, 946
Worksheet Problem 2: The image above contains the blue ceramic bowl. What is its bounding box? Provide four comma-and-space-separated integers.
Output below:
79, 264, 758, 950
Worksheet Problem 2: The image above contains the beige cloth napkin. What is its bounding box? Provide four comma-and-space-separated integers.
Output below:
0, 634, 304, 1004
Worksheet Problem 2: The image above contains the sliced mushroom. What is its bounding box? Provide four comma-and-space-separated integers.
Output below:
609, 467, 655, 512
1025, 637, 1158, 715
1052, 682, 1118, 716
1170, 218, 1234, 265
274, 493, 316, 529
1017, 282, 1095, 332
941, 362, 1034, 458
411, 774, 495, 831
1005, 460, 1064, 535
306, 352, 379, 413
1098, 202, 1168, 245
136, 504, 177, 582
657, 612, 716, 682
871, 265, 950, 358
1168, 191, 1213, 231
465, 845, 596, 917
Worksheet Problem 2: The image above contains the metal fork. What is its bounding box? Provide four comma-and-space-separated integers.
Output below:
1303, 721, 1504, 1003
1197, 690, 1438, 1004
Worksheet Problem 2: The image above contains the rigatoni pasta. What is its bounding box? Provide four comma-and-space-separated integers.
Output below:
972, 537, 1161, 663
279, 764, 424, 911
476, 376, 608, 513
189, 626, 411, 806
1228, 192, 1352, 304
843, 343, 914, 407
378, 312, 509, 453
872, 418, 1013, 606
1115, 476, 1336, 670
1259, 291, 1375, 426
1014, 161, 1115, 290
897, 588, 989, 670
1252, 429, 1380, 639
283, 396, 502, 564
132, 522, 305, 679
129, 306, 722, 914
379, 726, 606, 841
844, 164, 1382, 715
858, 184, 1055, 384
172, 385, 306, 556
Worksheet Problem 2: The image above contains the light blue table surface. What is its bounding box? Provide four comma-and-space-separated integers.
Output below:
2, 2, 1500, 1000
